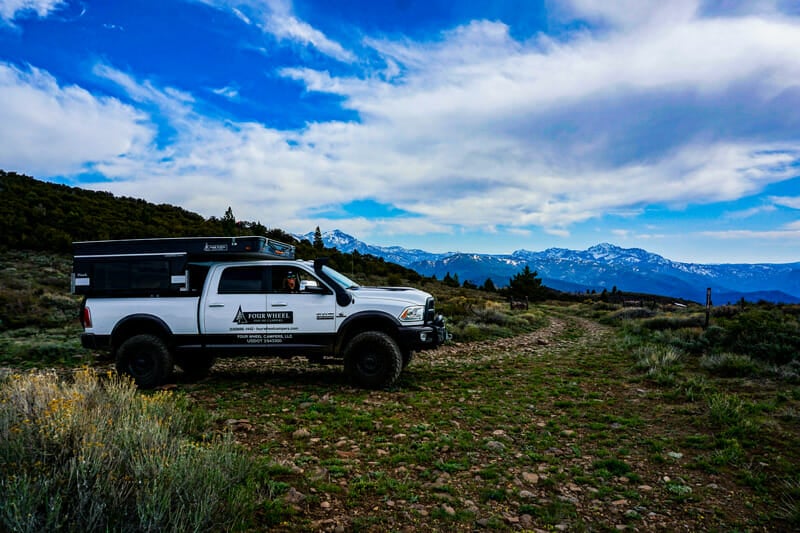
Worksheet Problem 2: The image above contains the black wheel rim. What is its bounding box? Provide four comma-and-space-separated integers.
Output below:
130, 352, 155, 379
358, 350, 382, 376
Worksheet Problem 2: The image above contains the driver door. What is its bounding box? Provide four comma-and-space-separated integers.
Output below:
265, 265, 337, 349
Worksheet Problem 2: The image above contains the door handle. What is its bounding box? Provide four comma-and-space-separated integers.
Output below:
271, 302, 288, 307
209, 303, 225, 308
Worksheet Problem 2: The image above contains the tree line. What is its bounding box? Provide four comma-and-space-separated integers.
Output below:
0, 171, 422, 282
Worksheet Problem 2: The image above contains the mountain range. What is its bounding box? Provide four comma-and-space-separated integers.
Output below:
300, 230, 800, 304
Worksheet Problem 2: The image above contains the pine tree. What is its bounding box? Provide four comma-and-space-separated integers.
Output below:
506, 265, 545, 301
222, 207, 236, 236
313, 226, 324, 250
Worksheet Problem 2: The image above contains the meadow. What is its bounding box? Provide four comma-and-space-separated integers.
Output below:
1, 250, 799, 531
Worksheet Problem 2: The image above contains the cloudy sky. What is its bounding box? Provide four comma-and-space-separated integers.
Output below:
1, 0, 799, 263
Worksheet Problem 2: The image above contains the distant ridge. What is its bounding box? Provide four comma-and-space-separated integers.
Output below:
300, 230, 800, 304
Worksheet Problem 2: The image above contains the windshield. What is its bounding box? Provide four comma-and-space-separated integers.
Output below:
322, 265, 360, 290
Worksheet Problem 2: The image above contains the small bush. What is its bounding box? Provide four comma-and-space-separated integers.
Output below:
642, 314, 705, 331
634, 345, 683, 376
775, 360, 800, 383
700, 353, 762, 378
778, 478, 800, 526
707, 392, 748, 429
604, 307, 656, 323
652, 328, 708, 355
0, 334, 86, 367
0, 368, 283, 532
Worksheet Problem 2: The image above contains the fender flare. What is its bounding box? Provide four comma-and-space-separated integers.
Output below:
111, 314, 173, 351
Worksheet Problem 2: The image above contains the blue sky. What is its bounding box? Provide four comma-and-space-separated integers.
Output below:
1, 0, 800, 264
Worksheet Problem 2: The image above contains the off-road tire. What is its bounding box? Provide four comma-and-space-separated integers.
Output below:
116, 334, 173, 389
343, 331, 403, 389
176, 353, 216, 381
401, 349, 414, 369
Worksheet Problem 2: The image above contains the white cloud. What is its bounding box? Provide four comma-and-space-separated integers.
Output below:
5, 3, 800, 244
560, 0, 699, 30
274, 12, 800, 231
770, 196, 800, 209
0, 0, 64, 22
266, 14, 355, 63
700, 227, 800, 240
211, 85, 239, 100
194, 0, 355, 63
0, 62, 153, 176
724, 204, 777, 219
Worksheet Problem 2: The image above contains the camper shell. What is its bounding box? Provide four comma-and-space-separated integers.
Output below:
72, 236, 294, 297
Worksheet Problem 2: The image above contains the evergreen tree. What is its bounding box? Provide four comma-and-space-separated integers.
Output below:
443, 272, 460, 288
313, 226, 324, 250
482, 278, 497, 292
222, 207, 236, 236
506, 265, 545, 301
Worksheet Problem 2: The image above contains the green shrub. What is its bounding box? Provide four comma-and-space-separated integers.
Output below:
700, 353, 762, 378
641, 314, 705, 331
716, 309, 800, 365
707, 392, 749, 430
651, 328, 708, 355
603, 307, 656, 324
774, 360, 800, 383
0, 333, 86, 367
0, 368, 284, 532
634, 344, 683, 375
778, 478, 800, 526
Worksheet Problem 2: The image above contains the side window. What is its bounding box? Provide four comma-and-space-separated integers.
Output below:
93, 260, 170, 291
93, 262, 130, 291
270, 266, 300, 293
269, 266, 326, 294
218, 266, 266, 294
130, 261, 170, 289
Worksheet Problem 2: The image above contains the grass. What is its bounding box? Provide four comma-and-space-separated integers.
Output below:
173, 308, 799, 531
2, 249, 800, 530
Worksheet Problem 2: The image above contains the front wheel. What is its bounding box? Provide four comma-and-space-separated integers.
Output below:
343, 331, 403, 389
116, 334, 173, 389
401, 349, 414, 369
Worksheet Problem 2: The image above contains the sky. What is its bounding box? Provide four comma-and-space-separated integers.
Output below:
1, 0, 800, 264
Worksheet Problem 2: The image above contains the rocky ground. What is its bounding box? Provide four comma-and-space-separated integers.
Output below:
183, 315, 786, 531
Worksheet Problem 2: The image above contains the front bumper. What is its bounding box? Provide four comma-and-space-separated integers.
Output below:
397, 315, 450, 351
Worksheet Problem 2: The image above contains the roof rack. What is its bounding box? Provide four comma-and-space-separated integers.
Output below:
73, 236, 296, 261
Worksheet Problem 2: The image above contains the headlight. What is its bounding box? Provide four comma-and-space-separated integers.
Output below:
398, 305, 425, 322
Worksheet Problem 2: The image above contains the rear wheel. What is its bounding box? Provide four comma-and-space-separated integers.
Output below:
343, 331, 403, 389
116, 334, 173, 389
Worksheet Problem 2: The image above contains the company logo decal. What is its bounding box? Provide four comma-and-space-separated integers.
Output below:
316, 312, 335, 320
233, 306, 293, 324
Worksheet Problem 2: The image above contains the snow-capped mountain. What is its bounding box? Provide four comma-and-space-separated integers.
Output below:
296, 229, 444, 265
298, 230, 800, 303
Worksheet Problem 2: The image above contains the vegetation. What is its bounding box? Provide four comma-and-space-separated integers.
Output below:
2, 170, 799, 530
0, 368, 283, 532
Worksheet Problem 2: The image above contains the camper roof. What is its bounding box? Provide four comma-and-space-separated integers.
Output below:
72, 236, 295, 261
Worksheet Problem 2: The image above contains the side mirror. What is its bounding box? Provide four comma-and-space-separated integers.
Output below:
301, 280, 330, 294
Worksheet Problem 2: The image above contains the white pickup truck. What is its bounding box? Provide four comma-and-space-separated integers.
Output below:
72, 236, 448, 389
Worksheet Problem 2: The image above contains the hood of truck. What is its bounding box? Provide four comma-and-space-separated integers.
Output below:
349, 286, 432, 305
